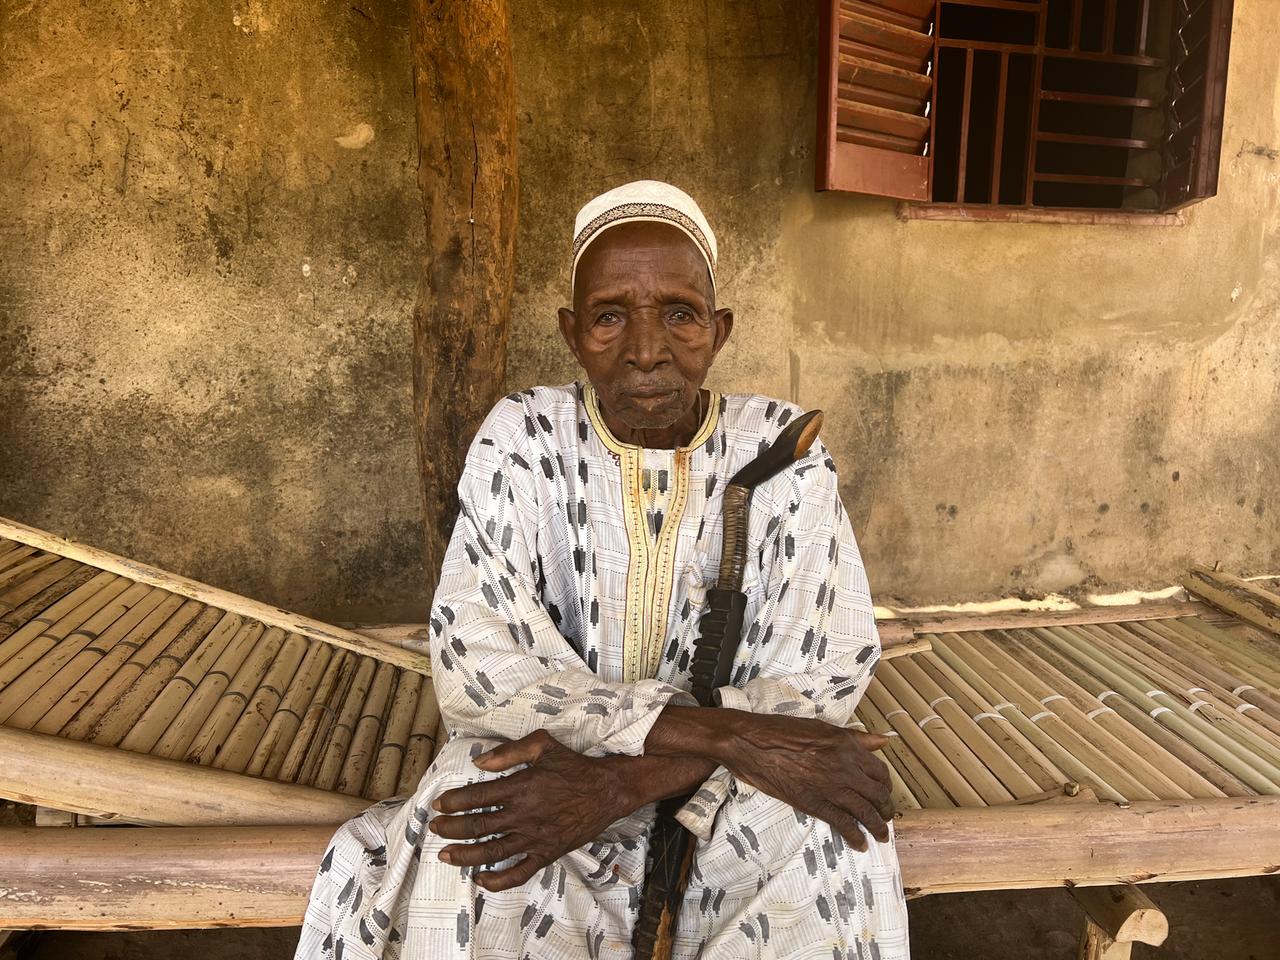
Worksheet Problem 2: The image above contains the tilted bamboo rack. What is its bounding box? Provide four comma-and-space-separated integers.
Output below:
857, 597, 1280, 815
0, 517, 441, 814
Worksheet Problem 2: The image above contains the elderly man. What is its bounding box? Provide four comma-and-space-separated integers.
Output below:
296, 181, 909, 960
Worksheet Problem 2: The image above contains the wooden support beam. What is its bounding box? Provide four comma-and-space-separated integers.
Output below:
1183, 565, 1280, 636
1073, 884, 1168, 960
0, 516, 431, 675
1, 797, 1277, 929
410, 0, 518, 582
0, 726, 367, 826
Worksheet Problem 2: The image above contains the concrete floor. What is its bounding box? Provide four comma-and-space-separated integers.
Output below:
15, 877, 1279, 960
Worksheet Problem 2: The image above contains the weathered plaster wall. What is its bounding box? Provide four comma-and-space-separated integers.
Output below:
1, 0, 1276, 620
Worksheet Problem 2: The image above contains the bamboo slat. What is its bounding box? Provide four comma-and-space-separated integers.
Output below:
1012, 628, 1230, 798
890, 655, 1043, 797
1089, 622, 1280, 754
278, 649, 355, 783
10, 587, 175, 731
118, 613, 246, 754
1039, 626, 1280, 793
0, 579, 147, 717
212, 632, 310, 774
61, 601, 211, 739
1163, 617, 1280, 691
0, 515, 431, 675
337, 661, 397, 797
873, 663, 1014, 804
0, 557, 79, 614
0, 565, 99, 642
0, 574, 128, 678
914, 646, 1066, 792
248, 642, 332, 780
1131, 618, 1280, 716
865, 681, 985, 806
396, 675, 441, 796
314, 657, 378, 792
150, 622, 266, 759
1107, 621, 1280, 741
857, 694, 954, 808
931, 634, 1127, 801
0, 552, 60, 591
185, 626, 288, 766
368, 671, 422, 799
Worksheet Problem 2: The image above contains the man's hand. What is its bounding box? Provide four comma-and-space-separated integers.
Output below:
429, 730, 715, 892
646, 706, 894, 851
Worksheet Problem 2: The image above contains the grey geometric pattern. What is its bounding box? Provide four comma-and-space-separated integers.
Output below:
295, 383, 909, 959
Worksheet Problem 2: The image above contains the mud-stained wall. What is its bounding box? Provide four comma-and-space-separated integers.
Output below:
2, 0, 1277, 619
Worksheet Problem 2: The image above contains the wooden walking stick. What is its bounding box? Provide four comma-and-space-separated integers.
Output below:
632, 409, 825, 960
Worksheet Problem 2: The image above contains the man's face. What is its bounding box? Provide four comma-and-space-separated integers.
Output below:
558, 221, 733, 444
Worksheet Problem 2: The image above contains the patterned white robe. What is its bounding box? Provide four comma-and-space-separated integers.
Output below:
296, 383, 909, 960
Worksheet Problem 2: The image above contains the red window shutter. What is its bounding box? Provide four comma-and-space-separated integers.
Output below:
817, 0, 936, 201
1161, 0, 1234, 210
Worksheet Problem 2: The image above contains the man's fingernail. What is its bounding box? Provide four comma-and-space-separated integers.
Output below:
431, 798, 443, 812
438, 849, 452, 864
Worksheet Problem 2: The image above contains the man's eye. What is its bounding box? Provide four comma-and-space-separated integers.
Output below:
596, 312, 621, 326
670, 309, 693, 323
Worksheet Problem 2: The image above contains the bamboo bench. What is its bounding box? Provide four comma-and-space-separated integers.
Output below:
1, 516, 1278, 947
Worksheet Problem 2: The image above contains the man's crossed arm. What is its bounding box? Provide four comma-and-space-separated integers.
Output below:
428, 706, 893, 892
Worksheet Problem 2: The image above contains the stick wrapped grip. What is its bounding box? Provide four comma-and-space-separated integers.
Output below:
690, 588, 747, 706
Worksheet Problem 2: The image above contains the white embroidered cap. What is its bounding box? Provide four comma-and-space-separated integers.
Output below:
571, 180, 718, 296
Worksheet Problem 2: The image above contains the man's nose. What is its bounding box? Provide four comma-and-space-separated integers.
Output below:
623, 310, 673, 371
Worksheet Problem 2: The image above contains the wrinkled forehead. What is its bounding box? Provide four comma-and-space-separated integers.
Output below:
572, 221, 714, 305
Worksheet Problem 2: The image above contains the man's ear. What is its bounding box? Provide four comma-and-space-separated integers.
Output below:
557, 307, 582, 364
711, 308, 734, 356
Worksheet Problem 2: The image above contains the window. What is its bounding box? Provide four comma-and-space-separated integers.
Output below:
817, 0, 1234, 217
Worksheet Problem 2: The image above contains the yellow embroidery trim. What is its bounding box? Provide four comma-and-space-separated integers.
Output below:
584, 385, 720, 681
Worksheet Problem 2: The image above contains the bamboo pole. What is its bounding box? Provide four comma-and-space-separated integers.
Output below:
1130, 618, 1280, 716
0, 546, 39, 575
151, 622, 266, 760
1089, 622, 1280, 754
931, 634, 1126, 801
915, 644, 1066, 791
278, 649, 355, 784
64, 601, 211, 739
5, 585, 168, 729
874, 663, 1014, 804
865, 681, 985, 806
118, 613, 246, 754
0, 579, 147, 719
990, 629, 1198, 800
0, 557, 79, 615
31, 592, 192, 736
0, 516, 431, 675
890, 655, 1043, 797
212, 633, 310, 773
1163, 617, 1280, 691
1013, 628, 1231, 798
295, 650, 363, 786
945, 632, 1150, 801
850, 713, 921, 811
0, 726, 367, 826
369, 671, 423, 799
0, 552, 60, 591
337, 660, 397, 797
315, 657, 379, 791
6, 796, 1280, 929
1105, 621, 1280, 741
1038, 626, 1280, 793
248, 642, 333, 780
0, 573, 125, 676
396, 675, 441, 796
185, 627, 288, 765
0, 565, 99, 642
1182, 565, 1280, 637
858, 695, 954, 809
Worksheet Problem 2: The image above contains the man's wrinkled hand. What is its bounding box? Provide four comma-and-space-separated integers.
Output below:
429, 730, 633, 892
716, 713, 894, 851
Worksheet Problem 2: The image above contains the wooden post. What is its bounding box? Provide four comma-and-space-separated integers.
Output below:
1073, 885, 1169, 959
410, 0, 518, 580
